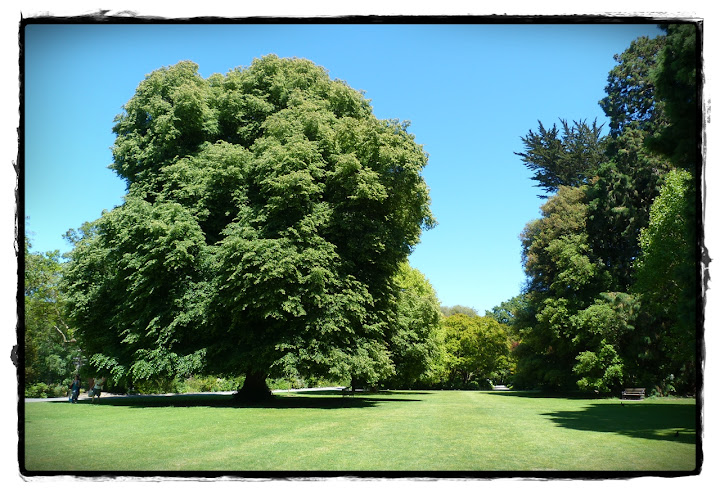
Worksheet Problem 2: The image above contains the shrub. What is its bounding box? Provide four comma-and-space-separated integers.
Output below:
25, 383, 50, 398
183, 375, 244, 393
133, 377, 185, 394
25, 383, 69, 398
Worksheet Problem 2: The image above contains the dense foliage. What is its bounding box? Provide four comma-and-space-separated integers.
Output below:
440, 314, 511, 388
62, 55, 435, 399
510, 24, 699, 395
515, 119, 607, 198
382, 262, 444, 388
24, 235, 81, 397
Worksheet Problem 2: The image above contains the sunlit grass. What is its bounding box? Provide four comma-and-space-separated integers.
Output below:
23, 390, 697, 473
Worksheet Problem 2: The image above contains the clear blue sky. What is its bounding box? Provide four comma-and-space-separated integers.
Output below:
24, 22, 664, 314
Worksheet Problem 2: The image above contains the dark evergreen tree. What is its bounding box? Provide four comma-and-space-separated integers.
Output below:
599, 35, 666, 138
515, 119, 607, 198
647, 24, 700, 171
586, 127, 671, 291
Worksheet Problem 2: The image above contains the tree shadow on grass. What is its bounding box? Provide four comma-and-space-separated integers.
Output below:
541, 403, 697, 444
485, 391, 696, 443
486, 390, 601, 399
61, 392, 421, 410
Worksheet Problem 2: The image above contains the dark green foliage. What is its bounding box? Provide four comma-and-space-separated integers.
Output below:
516, 186, 610, 390
63, 198, 209, 384
111, 61, 219, 187
570, 292, 639, 393
516, 119, 607, 198
485, 294, 526, 327
647, 24, 700, 170
599, 35, 666, 138
586, 127, 672, 290
63, 56, 434, 396
520, 186, 607, 299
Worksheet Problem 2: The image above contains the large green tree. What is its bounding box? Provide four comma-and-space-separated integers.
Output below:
516, 185, 609, 389
513, 25, 699, 395
647, 24, 699, 170
63, 56, 434, 400
586, 127, 671, 291
588, 33, 673, 292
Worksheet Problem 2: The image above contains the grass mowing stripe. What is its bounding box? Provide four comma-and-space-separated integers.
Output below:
23, 391, 697, 472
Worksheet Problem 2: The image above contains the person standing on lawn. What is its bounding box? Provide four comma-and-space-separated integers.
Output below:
90, 377, 105, 403
69, 375, 81, 403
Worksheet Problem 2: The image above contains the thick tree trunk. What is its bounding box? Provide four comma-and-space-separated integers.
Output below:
234, 371, 273, 402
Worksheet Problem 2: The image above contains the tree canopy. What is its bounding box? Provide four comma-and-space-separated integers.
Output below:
25, 234, 80, 391
441, 314, 510, 388
63, 55, 435, 399
511, 24, 699, 395
382, 262, 443, 388
515, 119, 607, 198
599, 35, 666, 138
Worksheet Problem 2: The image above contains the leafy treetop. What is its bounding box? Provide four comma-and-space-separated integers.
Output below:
64, 55, 435, 398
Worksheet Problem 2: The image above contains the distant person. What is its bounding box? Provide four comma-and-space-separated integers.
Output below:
69, 375, 81, 403
90, 377, 106, 403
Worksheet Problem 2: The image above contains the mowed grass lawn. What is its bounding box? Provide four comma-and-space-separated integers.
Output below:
23, 390, 698, 473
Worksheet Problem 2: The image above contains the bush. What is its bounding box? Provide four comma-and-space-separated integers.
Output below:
182, 375, 244, 393
25, 383, 50, 398
25, 383, 69, 398
267, 377, 305, 391
133, 377, 185, 394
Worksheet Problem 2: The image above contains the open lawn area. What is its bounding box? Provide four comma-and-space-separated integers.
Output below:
22, 390, 698, 474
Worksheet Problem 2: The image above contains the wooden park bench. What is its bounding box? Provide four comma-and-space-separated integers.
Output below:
621, 388, 645, 400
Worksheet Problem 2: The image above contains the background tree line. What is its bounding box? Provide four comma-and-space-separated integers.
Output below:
505, 24, 699, 396
24, 233, 511, 395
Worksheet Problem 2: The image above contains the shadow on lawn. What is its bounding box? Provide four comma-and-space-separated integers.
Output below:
60, 392, 422, 410
542, 403, 697, 444
486, 390, 599, 399
486, 391, 696, 443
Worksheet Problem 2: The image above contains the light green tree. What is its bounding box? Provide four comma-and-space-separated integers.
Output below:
441, 314, 510, 387
633, 169, 696, 393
